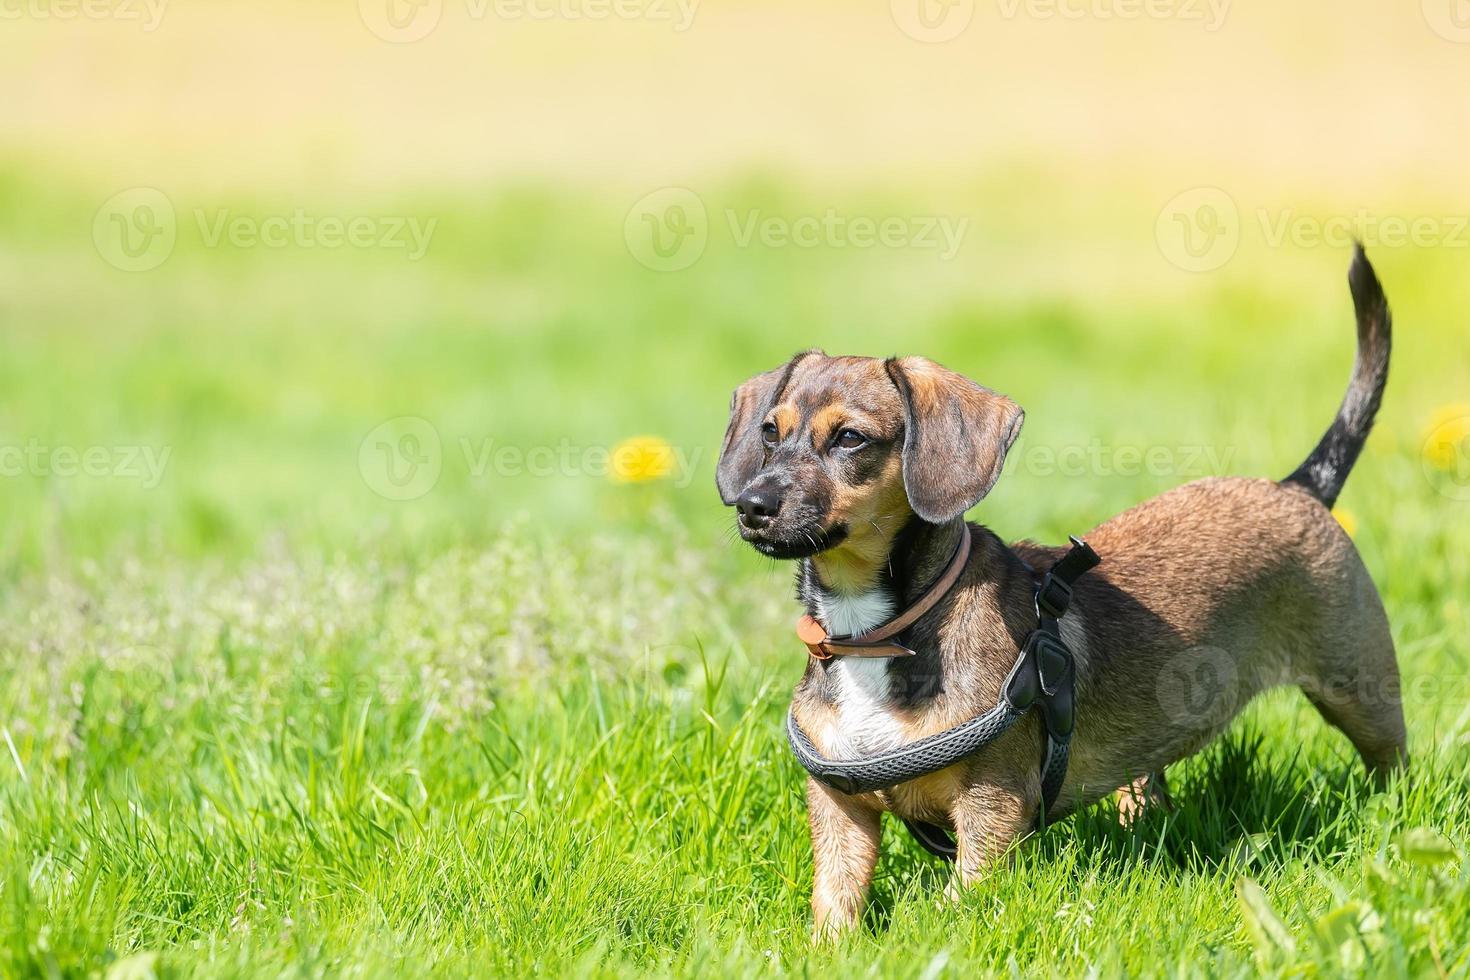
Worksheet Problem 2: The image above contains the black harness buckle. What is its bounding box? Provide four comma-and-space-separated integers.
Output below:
1005, 622, 1077, 743
1035, 574, 1074, 619
1033, 631, 1072, 697
1005, 591, 1083, 701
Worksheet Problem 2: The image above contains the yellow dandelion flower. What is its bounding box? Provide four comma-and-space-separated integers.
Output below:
1422, 403, 1470, 471
1331, 507, 1358, 537
609, 436, 675, 483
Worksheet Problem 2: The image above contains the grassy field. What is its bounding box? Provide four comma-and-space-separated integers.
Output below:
1, 161, 1468, 978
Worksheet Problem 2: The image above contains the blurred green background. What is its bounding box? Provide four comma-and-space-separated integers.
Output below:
2, 2, 1470, 975
1, 1, 1467, 575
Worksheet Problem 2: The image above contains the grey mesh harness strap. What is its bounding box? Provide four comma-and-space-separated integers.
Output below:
787, 536, 1100, 859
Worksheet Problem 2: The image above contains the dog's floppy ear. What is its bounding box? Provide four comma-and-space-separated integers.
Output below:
885, 356, 1024, 523
716, 353, 814, 504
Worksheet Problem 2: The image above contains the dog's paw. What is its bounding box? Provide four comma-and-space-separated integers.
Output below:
1116, 771, 1176, 827
810, 903, 863, 942
937, 872, 976, 906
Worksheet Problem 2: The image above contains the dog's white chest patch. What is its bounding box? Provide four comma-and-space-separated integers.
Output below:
814, 587, 907, 760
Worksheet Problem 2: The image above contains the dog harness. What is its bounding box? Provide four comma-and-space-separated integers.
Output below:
786, 533, 1101, 860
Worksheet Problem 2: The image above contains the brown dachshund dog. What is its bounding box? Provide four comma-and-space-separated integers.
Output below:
717, 247, 1406, 936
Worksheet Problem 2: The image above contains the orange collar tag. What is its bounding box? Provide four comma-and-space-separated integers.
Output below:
796, 614, 831, 659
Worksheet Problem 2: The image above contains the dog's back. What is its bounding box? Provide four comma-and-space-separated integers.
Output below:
1060, 474, 1402, 806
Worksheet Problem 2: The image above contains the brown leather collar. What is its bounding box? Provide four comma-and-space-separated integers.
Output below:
797, 527, 972, 660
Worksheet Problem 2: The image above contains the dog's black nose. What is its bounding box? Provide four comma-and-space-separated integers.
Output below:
736, 487, 782, 528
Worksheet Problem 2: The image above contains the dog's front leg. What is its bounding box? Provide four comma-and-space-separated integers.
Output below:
806, 777, 881, 938
950, 776, 1033, 889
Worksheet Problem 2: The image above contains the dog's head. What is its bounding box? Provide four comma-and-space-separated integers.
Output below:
717, 351, 1024, 561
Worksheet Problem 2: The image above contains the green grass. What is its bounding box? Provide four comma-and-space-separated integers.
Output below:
2, 167, 1469, 977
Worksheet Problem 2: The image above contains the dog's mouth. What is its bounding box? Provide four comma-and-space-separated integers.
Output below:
737, 519, 848, 560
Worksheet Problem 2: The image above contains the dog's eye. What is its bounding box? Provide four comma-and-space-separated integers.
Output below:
761, 422, 779, 446
835, 429, 867, 450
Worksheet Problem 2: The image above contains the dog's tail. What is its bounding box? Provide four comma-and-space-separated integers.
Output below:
1282, 244, 1392, 508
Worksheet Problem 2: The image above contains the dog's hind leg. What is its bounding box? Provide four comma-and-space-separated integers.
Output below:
1301, 611, 1408, 785
1304, 679, 1407, 785
1116, 770, 1175, 826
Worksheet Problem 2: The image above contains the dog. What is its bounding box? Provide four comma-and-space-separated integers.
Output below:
716, 246, 1406, 936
